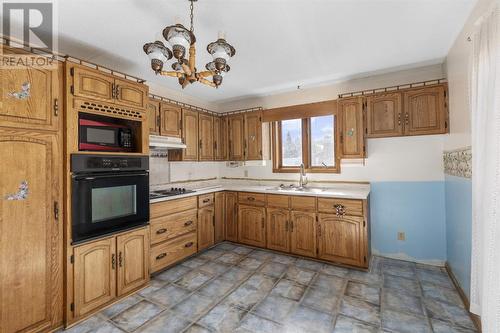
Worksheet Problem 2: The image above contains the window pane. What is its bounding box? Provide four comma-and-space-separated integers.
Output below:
281, 119, 302, 166
310, 115, 335, 167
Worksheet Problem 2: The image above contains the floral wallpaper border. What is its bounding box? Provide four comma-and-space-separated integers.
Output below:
443, 147, 472, 178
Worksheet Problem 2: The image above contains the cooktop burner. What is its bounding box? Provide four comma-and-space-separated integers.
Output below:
149, 188, 196, 200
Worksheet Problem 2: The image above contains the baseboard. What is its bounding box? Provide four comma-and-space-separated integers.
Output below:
445, 262, 482, 332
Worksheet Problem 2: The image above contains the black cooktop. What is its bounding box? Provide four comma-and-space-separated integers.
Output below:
149, 188, 196, 200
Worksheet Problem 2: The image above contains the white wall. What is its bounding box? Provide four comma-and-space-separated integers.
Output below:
148, 81, 220, 112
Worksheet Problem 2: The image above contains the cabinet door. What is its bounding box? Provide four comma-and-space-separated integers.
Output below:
238, 205, 266, 247
339, 97, 365, 158
225, 192, 238, 242
317, 214, 364, 266
403, 85, 447, 136
160, 102, 182, 137
245, 111, 263, 160
116, 228, 149, 297
228, 114, 245, 161
72, 65, 115, 103
114, 78, 148, 109
290, 211, 316, 258
214, 116, 228, 160
266, 208, 290, 253
198, 207, 215, 251
74, 238, 116, 317
199, 113, 214, 160
214, 192, 225, 243
147, 99, 160, 135
0, 131, 62, 333
365, 93, 403, 138
182, 109, 199, 161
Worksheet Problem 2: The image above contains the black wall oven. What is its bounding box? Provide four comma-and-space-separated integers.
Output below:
71, 154, 149, 243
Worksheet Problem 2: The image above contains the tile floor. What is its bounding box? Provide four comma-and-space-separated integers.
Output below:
63, 242, 476, 333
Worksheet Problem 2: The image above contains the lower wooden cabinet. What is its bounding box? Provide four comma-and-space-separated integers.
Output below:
225, 192, 238, 242
238, 205, 266, 247
198, 206, 215, 251
214, 192, 225, 243
290, 211, 317, 258
266, 208, 290, 252
150, 232, 197, 273
116, 229, 149, 296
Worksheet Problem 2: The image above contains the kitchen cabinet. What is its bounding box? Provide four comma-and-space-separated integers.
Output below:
244, 111, 263, 160
147, 99, 160, 135
116, 229, 149, 296
214, 116, 228, 160
228, 114, 245, 161
150, 232, 197, 273
339, 96, 365, 158
198, 206, 215, 251
181, 108, 199, 161
403, 85, 448, 136
199, 113, 214, 160
290, 211, 317, 258
114, 77, 148, 109
214, 192, 225, 243
365, 92, 403, 138
225, 192, 238, 242
266, 208, 290, 252
238, 205, 266, 247
160, 102, 182, 137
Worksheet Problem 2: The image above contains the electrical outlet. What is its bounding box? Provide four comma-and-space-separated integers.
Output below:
244, 170, 248, 177
397, 232, 406, 241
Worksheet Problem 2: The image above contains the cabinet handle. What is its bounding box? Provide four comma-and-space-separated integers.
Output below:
333, 204, 346, 217
285, 220, 289, 231
405, 113, 409, 125
156, 228, 167, 234
202, 198, 210, 203
318, 224, 322, 237
179, 119, 182, 131
261, 217, 265, 229
115, 85, 120, 99
398, 113, 401, 126
118, 251, 123, 267
156, 253, 167, 260
290, 220, 294, 232
247, 197, 255, 201
185, 242, 194, 248
111, 254, 116, 269
199, 139, 203, 149
157, 115, 161, 128
234, 203, 237, 216
111, 83, 116, 98
184, 220, 193, 226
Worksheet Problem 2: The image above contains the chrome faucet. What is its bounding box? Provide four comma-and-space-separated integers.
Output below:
298, 163, 308, 189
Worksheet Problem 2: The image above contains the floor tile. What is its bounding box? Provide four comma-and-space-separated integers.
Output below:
101, 294, 142, 318
295, 258, 324, 271
302, 287, 339, 313
232, 245, 254, 255
431, 318, 477, 333
171, 293, 214, 319
311, 273, 345, 294
270, 279, 306, 301
321, 264, 350, 277
382, 288, 424, 316
199, 248, 226, 260
219, 266, 252, 282
340, 296, 380, 326
242, 273, 277, 292
284, 266, 316, 285
383, 263, 416, 279
283, 305, 334, 333
184, 324, 213, 333
238, 257, 264, 270
259, 261, 287, 278
198, 261, 231, 276
247, 249, 274, 261
197, 277, 236, 298
417, 268, 454, 288
181, 257, 209, 269
384, 274, 421, 296
424, 298, 475, 330
345, 281, 380, 305
347, 270, 382, 286
64, 316, 124, 333
198, 302, 247, 332
135, 311, 191, 333
137, 279, 168, 298
271, 253, 297, 265
381, 309, 431, 333
155, 265, 191, 282
253, 295, 298, 323
379, 257, 416, 269
223, 284, 269, 311
238, 313, 283, 333
421, 281, 463, 306
111, 300, 163, 332
147, 284, 190, 308
333, 314, 379, 333
216, 252, 243, 265
217, 242, 237, 251
174, 270, 213, 290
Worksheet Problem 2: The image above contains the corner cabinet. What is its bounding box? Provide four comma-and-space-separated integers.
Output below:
225, 192, 238, 242
198, 206, 215, 251
214, 192, 225, 243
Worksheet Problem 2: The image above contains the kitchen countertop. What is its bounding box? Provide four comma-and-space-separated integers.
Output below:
150, 183, 370, 203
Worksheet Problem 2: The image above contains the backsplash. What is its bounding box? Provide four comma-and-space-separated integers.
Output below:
443, 147, 472, 178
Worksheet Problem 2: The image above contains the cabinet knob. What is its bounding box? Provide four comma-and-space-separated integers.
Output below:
111, 254, 116, 269
185, 242, 194, 248
203, 198, 210, 203
333, 204, 346, 216
156, 228, 167, 234
247, 197, 255, 201
184, 220, 193, 226
156, 253, 167, 260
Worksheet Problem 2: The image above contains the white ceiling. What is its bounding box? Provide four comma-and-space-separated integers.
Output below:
55, 0, 476, 104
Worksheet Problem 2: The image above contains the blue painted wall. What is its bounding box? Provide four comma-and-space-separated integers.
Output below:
370, 181, 447, 263
445, 175, 472, 297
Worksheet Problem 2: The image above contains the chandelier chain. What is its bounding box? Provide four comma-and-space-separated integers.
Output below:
189, 0, 194, 33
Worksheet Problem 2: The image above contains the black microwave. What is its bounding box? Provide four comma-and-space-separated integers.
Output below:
79, 118, 134, 152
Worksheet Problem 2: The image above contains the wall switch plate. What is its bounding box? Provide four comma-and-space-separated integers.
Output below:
397, 232, 406, 241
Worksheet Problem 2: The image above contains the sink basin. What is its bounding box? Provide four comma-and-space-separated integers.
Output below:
266, 186, 324, 193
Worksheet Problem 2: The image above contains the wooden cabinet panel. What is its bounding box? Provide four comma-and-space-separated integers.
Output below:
365, 92, 403, 138
339, 97, 365, 158
198, 193, 215, 208
267, 194, 290, 209
151, 196, 197, 218
403, 85, 447, 136
147, 99, 160, 135
245, 111, 263, 160
214, 192, 225, 243
150, 210, 197, 245
114, 78, 148, 109
72, 66, 114, 103
181, 109, 199, 161
238, 205, 266, 247
198, 207, 215, 251
159, 102, 182, 137
317, 214, 364, 266
317, 198, 363, 216
290, 196, 316, 211
199, 113, 214, 160
214, 116, 228, 160
0, 130, 62, 333
225, 192, 238, 242
150, 232, 197, 273
266, 208, 290, 253
228, 114, 245, 161
290, 211, 316, 258
238, 192, 266, 206
116, 228, 149, 296
74, 238, 116, 317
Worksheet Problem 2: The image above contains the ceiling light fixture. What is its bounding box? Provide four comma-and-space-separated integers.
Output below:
143, 0, 235, 88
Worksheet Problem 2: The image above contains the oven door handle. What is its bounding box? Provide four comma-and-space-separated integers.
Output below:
73, 172, 149, 180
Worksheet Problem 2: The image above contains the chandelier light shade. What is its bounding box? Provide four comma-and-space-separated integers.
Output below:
142, 0, 236, 88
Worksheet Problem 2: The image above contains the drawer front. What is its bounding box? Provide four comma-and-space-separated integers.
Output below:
238, 192, 266, 206
150, 210, 197, 245
290, 196, 316, 211
151, 196, 197, 218
198, 193, 215, 208
267, 194, 290, 209
150, 232, 197, 273
317, 198, 364, 216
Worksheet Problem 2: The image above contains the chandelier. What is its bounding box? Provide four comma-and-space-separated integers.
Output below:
143, 0, 235, 88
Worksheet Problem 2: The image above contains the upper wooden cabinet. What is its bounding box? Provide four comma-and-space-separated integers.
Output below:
339, 97, 365, 158
225, 192, 238, 242
199, 113, 214, 161
116, 228, 149, 297
228, 114, 245, 161
147, 99, 160, 135
114, 78, 148, 109
245, 111, 263, 160
214, 116, 228, 160
365, 92, 403, 138
403, 85, 448, 136
181, 109, 199, 161
238, 205, 266, 247
160, 102, 182, 137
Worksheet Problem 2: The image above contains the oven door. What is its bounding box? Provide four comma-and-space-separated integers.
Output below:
72, 171, 149, 243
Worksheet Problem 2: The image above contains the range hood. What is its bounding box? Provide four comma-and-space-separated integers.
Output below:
149, 135, 186, 149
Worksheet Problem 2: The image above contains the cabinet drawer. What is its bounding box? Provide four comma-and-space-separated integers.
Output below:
151, 196, 197, 218
317, 198, 363, 216
238, 192, 266, 206
150, 232, 197, 273
290, 196, 316, 211
267, 194, 290, 209
198, 193, 215, 208
150, 210, 197, 245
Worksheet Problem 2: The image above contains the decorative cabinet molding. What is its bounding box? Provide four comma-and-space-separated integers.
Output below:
443, 147, 472, 178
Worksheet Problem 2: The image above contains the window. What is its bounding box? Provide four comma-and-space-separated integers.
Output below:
272, 114, 339, 173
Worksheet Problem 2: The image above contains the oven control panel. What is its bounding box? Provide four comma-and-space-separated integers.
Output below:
71, 154, 149, 173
